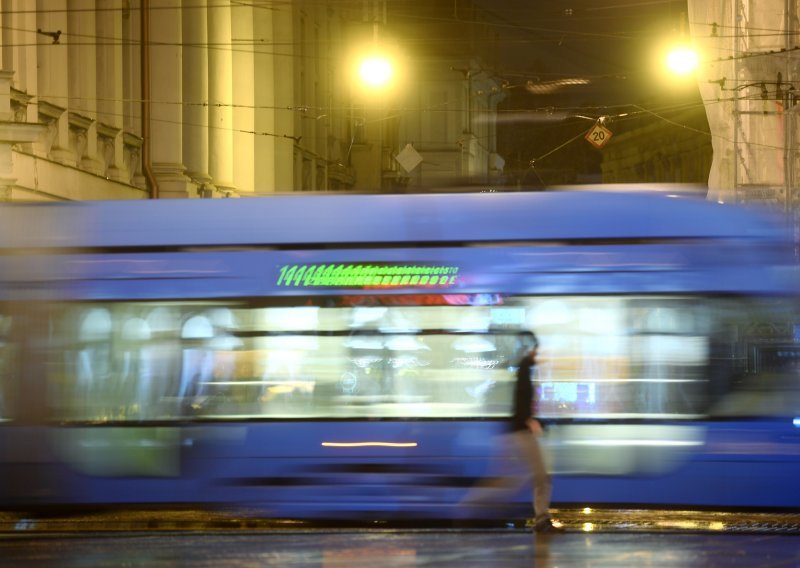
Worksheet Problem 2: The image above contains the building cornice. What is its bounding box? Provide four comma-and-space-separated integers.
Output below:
0, 121, 49, 144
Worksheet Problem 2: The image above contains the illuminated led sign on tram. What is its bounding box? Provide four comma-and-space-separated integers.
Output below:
276, 263, 461, 289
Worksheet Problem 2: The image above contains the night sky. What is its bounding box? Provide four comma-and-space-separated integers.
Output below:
386, 0, 704, 186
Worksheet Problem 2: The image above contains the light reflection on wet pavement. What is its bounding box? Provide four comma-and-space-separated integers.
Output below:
1, 530, 799, 567
1, 508, 799, 567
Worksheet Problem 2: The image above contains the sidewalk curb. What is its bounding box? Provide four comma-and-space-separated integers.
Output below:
1, 508, 799, 535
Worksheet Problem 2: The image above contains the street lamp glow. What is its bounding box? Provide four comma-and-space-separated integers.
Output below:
666, 46, 699, 76
359, 55, 393, 88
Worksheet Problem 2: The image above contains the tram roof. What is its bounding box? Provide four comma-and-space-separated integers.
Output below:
0, 190, 791, 250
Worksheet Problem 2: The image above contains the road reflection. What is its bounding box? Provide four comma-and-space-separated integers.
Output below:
0, 530, 798, 567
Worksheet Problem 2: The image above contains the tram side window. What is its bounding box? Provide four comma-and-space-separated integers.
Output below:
706, 300, 800, 418
54, 302, 324, 421
520, 297, 715, 419
249, 304, 518, 418
712, 345, 800, 416
51, 301, 522, 421
625, 302, 712, 416
49, 296, 796, 422
53, 305, 184, 421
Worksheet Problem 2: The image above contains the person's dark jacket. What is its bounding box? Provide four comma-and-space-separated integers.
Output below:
511, 352, 536, 431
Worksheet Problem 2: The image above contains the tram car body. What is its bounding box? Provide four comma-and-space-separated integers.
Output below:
0, 190, 798, 517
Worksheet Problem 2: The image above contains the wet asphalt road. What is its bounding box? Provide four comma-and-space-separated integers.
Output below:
1, 508, 799, 567
1, 529, 799, 567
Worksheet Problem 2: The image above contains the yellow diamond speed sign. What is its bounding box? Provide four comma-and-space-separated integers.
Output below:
585, 123, 613, 149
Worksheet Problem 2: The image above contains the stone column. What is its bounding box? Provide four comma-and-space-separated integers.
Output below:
96, 0, 127, 182
208, 0, 235, 194
149, 0, 192, 198
67, 0, 104, 175
122, 0, 141, 136
0, 0, 9, 72
269, 4, 296, 191
232, 2, 254, 195
35, 0, 74, 164
182, 0, 211, 188
11, 0, 38, 113
253, 5, 276, 192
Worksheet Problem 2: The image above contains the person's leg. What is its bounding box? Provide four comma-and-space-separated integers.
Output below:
460, 432, 525, 514
513, 430, 552, 523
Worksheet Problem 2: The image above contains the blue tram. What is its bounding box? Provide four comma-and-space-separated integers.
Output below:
0, 190, 798, 516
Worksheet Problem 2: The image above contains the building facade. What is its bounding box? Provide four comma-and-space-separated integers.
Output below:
0, 1, 504, 202
600, 107, 713, 185
690, 0, 800, 210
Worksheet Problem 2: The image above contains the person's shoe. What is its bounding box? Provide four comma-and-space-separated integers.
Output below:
534, 518, 565, 533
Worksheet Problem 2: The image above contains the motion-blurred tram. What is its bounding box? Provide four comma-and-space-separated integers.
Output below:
0, 190, 798, 517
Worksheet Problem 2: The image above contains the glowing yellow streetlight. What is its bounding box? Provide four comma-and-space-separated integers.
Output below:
359, 55, 394, 88
348, 41, 405, 96
665, 45, 699, 76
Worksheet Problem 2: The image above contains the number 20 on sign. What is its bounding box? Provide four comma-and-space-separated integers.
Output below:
585, 122, 613, 149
